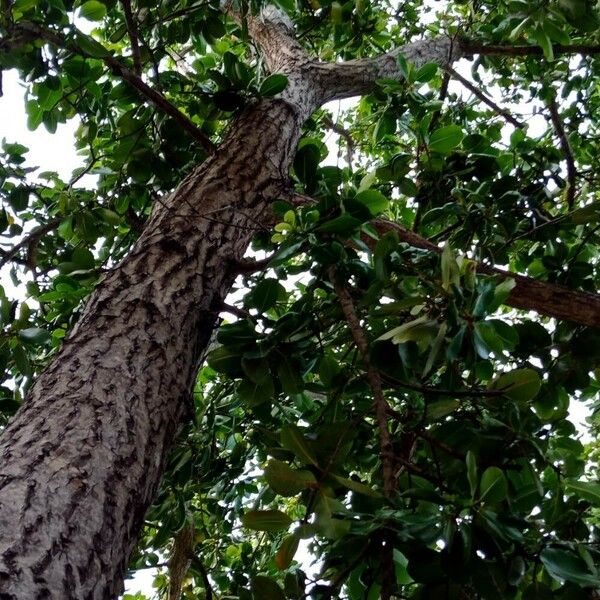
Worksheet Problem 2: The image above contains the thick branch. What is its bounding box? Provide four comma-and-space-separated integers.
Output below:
316, 36, 461, 103
368, 219, 600, 328
461, 41, 600, 57
5, 22, 216, 154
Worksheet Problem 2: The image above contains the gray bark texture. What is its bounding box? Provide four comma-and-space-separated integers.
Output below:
0, 10, 457, 599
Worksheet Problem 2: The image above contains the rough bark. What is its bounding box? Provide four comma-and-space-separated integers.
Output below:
0, 99, 303, 599
0, 8, 530, 599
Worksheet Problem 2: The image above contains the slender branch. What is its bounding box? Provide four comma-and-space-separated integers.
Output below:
444, 65, 525, 129
548, 95, 577, 209
230, 256, 272, 274
121, 0, 142, 76
329, 269, 395, 600
5, 22, 216, 154
328, 268, 395, 500
461, 41, 600, 57
0, 217, 62, 269
190, 557, 214, 600
322, 115, 354, 166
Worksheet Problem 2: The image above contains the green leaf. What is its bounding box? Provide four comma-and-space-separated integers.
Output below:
294, 144, 320, 185
466, 451, 478, 498
479, 467, 508, 503
241, 510, 292, 532
427, 398, 459, 420
248, 279, 285, 313
429, 125, 464, 154
280, 425, 318, 466
415, 63, 438, 83
565, 480, 600, 506
277, 357, 303, 394
540, 546, 600, 587
488, 368, 541, 403
259, 74, 289, 97
207, 346, 242, 376
275, 534, 299, 570
441, 244, 460, 291
333, 474, 382, 498
353, 189, 389, 216
317, 214, 362, 234
79, 0, 106, 21
264, 459, 316, 496
18, 327, 50, 345
533, 26, 554, 61
376, 316, 437, 345
238, 378, 274, 406
251, 575, 287, 600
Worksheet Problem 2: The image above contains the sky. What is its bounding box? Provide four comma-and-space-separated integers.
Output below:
0, 1, 595, 598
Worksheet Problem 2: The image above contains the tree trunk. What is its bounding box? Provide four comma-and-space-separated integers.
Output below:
0, 98, 303, 599
0, 8, 462, 596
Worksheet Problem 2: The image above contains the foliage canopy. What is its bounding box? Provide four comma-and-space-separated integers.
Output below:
2, 0, 600, 598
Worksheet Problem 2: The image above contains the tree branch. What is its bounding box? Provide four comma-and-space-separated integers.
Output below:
322, 114, 355, 166
367, 219, 600, 328
461, 41, 600, 57
0, 217, 62, 270
5, 22, 216, 154
121, 0, 142, 76
329, 267, 395, 500
548, 95, 577, 210
444, 64, 525, 129
329, 267, 395, 599
316, 36, 461, 103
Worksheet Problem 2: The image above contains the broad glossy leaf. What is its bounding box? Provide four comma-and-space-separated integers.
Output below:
280, 425, 318, 466
251, 575, 286, 600
275, 534, 299, 570
479, 467, 507, 503
566, 480, 600, 506
333, 474, 382, 498
429, 125, 464, 154
353, 189, 389, 216
79, 0, 106, 21
488, 368, 541, 403
264, 459, 316, 496
540, 546, 600, 587
241, 510, 292, 532
260, 74, 289, 97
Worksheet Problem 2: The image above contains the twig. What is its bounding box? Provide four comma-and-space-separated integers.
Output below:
461, 41, 600, 57
229, 256, 272, 275
121, 0, 142, 76
8, 22, 216, 154
0, 217, 62, 269
548, 95, 577, 209
322, 115, 355, 166
444, 65, 525, 129
378, 372, 505, 398
190, 556, 214, 600
220, 302, 255, 322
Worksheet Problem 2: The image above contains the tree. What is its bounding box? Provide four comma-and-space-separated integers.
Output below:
1, 0, 600, 597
